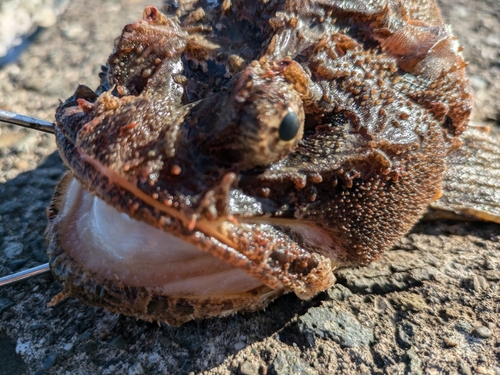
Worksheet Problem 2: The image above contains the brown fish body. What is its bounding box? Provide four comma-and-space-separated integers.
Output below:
46, 0, 473, 325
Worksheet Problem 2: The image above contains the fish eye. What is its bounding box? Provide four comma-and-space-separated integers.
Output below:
278, 111, 300, 141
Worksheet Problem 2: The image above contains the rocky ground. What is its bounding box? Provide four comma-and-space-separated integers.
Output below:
0, 0, 499, 374
0, 0, 70, 65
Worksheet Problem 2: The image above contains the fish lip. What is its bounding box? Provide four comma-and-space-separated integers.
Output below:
45, 172, 284, 325
46, 171, 336, 322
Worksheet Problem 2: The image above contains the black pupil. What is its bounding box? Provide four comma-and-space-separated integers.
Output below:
278, 111, 300, 141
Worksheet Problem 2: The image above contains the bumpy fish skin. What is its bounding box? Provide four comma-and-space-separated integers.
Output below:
47, 0, 472, 325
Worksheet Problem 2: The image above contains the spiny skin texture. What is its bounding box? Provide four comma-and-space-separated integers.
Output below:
47, 0, 472, 324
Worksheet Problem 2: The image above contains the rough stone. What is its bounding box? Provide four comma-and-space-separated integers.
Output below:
127, 362, 145, 375
390, 293, 428, 312
396, 323, 416, 349
108, 335, 127, 350
455, 321, 473, 333
458, 360, 473, 375
3, 241, 23, 259
42, 352, 58, 370
239, 360, 259, 375
298, 307, 374, 348
326, 284, 353, 301
271, 350, 317, 375
234, 341, 246, 351
406, 347, 422, 375
0, 298, 14, 314
472, 326, 492, 339
8, 258, 28, 271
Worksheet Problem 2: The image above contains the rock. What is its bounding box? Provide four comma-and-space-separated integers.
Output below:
298, 307, 374, 348
28, 323, 43, 331
13, 133, 38, 154
485, 34, 500, 46
13, 292, 25, 301
390, 293, 428, 312
79, 330, 91, 341
373, 296, 391, 314
475, 367, 492, 375
3, 241, 23, 259
108, 335, 127, 349
472, 326, 492, 339
8, 258, 28, 271
406, 347, 422, 375
234, 341, 246, 350
440, 307, 461, 320
443, 338, 458, 347
396, 323, 416, 349
239, 360, 259, 375
470, 75, 489, 91
455, 321, 473, 333
335, 256, 438, 294
0, 335, 29, 375
128, 362, 145, 375
0, 297, 14, 314
42, 352, 58, 370
463, 275, 490, 293
458, 360, 473, 375
271, 350, 317, 375
2, 311, 14, 320
326, 284, 353, 301
60, 21, 84, 40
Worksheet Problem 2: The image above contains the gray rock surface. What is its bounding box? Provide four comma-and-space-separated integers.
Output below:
298, 308, 374, 348
0, 0, 499, 374
271, 350, 318, 375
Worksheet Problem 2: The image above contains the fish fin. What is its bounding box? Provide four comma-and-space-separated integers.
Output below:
425, 124, 500, 224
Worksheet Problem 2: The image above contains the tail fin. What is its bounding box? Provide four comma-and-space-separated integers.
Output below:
426, 125, 500, 223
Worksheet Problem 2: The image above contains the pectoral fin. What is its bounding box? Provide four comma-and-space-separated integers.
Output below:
426, 125, 500, 223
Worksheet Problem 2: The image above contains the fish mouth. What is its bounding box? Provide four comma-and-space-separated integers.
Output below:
58, 177, 266, 295
49, 163, 339, 290
46, 170, 337, 324
46, 173, 279, 325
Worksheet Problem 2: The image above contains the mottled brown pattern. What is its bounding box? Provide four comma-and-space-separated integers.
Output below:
47, 0, 472, 324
